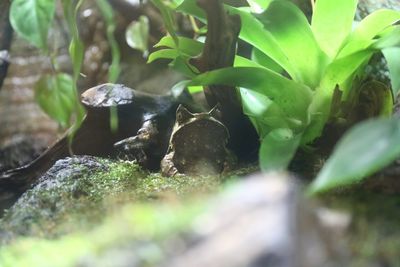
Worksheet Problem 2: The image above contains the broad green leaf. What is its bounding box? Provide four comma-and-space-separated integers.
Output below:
148, 49, 179, 63
10, 0, 55, 50
383, 47, 400, 96
176, 0, 205, 20
170, 56, 199, 78
125, 16, 150, 54
155, 36, 203, 57
246, 0, 272, 13
227, 7, 299, 81
339, 10, 400, 58
34, 73, 76, 128
251, 47, 283, 73
260, 128, 301, 171
190, 66, 312, 125
308, 117, 400, 194
352, 9, 400, 41
303, 50, 374, 144
373, 26, 400, 49
311, 0, 357, 59
257, 0, 327, 87
240, 88, 288, 134
234, 55, 266, 68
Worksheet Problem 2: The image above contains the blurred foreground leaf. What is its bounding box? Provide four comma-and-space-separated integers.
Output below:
309, 117, 400, 194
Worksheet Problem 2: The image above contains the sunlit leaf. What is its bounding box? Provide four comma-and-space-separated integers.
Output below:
373, 26, 400, 49
311, 0, 357, 59
155, 36, 203, 57
126, 15, 150, 54
227, 7, 298, 81
240, 88, 288, 134
148, 49, 180, 63
303, 50, 373, 144
251, 47, 283, 73
234, 55, 265, 68
190, 66, 312, 126
188, 86, 203, 94
260, 128, 301, 171
256, 1, 327, 87
34, 73, 76, 128
352, 9, 400, 41
10, 0, 55, 50
246, 0, 272, 13
308, 117, 400, 194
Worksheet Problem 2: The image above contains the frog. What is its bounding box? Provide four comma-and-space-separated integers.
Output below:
161, 104, 235, 177
0, 83, 197, 208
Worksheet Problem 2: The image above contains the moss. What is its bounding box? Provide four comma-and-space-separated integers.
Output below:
322, 193, 400, 267
0, 201, 206, 267
0, 157, 237, 240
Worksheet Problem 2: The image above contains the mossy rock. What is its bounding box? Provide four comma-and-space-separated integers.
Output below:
0, 156, 228, 240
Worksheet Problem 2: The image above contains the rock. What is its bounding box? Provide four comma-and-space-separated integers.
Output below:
0, 136, 47, 172
165, 173, 349, 267
0, 171, 351, 267
0, 156, 140, 240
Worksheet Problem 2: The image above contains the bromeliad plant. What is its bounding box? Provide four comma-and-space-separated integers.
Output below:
150, 0, 400, 193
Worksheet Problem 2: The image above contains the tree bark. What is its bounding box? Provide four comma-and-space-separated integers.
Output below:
192, 0, 259, 159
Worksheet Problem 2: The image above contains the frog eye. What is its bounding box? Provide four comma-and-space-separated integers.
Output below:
176, 105, 193, 124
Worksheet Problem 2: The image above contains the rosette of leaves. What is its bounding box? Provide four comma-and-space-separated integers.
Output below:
150, 0, 400, 193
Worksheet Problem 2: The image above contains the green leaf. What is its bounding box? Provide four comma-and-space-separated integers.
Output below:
311, 0, 357, 59
234, 55, 266, 68
256, 0, 327, 87
383, 47, 400, 96
188, 86, 203, 94
155, 36, 203, 57
303, 50, 373, 145
34, 73, 76, 128
339, 10, 400, 58
240, 88, 288, 135
176, 0, 205, 20
190, 66, 312, 126
10, 0, 55, 50
148, 49, 180, 63
352, 9, 400, 41
151, 0, 179, 44
170, 56, 198, 78
251, 47, 283, 73
260, 128, 301, 171
246, 0, 272, 13
96, 0, 121, 82
372, 26, 400, 49
227, 7, 298, 81
308, 117, 400, 195
125, 15, 150, 54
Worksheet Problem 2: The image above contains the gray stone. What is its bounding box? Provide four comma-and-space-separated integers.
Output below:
165, 173, 349, 267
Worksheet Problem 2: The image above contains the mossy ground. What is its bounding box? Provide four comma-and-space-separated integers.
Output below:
1, 158, 399, 266
322, 193, 400, 267
0, 158, 255, 267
